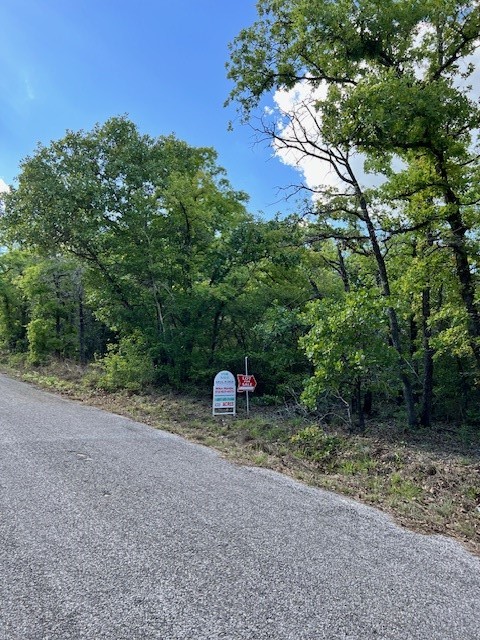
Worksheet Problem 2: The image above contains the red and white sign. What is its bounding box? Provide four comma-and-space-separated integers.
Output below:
237, 374, 257, 392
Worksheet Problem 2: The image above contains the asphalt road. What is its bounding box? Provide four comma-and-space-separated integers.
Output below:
0, 374, 479, 640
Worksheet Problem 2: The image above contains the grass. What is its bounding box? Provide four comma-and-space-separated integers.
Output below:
1, 355, 479, 557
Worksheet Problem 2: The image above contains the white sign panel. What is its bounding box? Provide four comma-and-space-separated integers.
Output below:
212, 370, 236, 416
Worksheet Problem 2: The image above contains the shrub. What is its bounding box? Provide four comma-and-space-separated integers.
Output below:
26, 318, 57, 365
98, 333, 154, 392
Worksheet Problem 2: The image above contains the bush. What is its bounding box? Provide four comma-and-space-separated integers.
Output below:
98, 333, 154, 392
26, 318, 57, 365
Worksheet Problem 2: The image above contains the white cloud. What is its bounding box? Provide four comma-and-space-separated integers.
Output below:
456, 48, 480, 101
269, 81, 371, 196
413, 23, 480, 97
0, 179, 10, 193
268, 34, 480, 200
24, 73, 35, 101
270, 81, 340, 193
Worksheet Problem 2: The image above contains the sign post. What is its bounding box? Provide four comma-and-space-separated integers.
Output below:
212, 371, 236, 416
236, 357, 257, 417
245, 356, 249, 418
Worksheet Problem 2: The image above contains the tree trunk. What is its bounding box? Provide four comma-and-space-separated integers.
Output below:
359, 196, 417, 427
420, 286, 434, 427
209, 307, 224, 367
78, 285, 86, 366
337, 244, 350, 292
356, 379, 365, 432
150, 278, 165, 335
53, 273, 62, 358
363, 389, 373, 417
436, 153, 480, 369
446, 209, 480, 367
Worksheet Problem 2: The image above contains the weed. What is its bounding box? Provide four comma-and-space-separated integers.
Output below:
458, 522, 479, 538
289, 416, 308, 429
433, 498, 456, 518
465, 486, 480, 501
290, 426, 345, 463
252, 453, 269, 466
235, 418, 290, 444
22, 372, 74, 392
252, 394, 281, 406
6, 352, 27, 368
458, 423, 478, 446
388, 473, 423, 500
340, 457, 377, 475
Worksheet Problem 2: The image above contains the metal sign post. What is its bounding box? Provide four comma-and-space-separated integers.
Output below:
237, 358, 257, 417
245, 356, 249, 418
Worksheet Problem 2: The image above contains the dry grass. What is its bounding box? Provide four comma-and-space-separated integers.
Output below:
2, 357, 479, 557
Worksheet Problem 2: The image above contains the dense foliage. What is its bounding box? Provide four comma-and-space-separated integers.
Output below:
1, 0, 479, 431
0, 117, 332, 395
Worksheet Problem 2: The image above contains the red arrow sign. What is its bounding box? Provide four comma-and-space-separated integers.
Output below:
237, 374, 257, 391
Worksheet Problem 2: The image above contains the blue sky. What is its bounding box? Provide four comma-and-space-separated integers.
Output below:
0, 0, 301, 217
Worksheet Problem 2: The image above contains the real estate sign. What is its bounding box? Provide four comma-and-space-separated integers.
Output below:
212, 370, 236, 416
237, 374, 257, 392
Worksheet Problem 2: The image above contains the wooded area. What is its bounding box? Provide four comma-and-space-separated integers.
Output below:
1, 0, 479, 431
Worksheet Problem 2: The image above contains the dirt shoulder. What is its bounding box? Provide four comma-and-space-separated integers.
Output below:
2, 359, 479, 556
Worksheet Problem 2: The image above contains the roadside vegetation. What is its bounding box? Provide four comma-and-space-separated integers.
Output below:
1, 356, 478, 556
0, 1, 479, 554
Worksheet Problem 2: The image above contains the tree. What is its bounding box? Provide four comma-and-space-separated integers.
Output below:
0, 250, 30, 352
17, 257, 91, 364
301, 289, 398, 430
3, 118, 318, 389
226, 0, 480, 423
